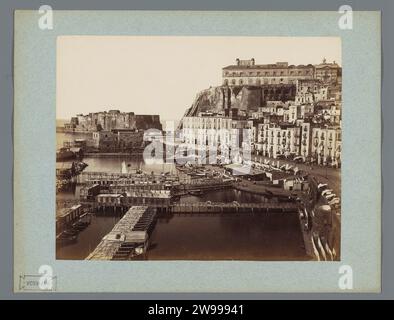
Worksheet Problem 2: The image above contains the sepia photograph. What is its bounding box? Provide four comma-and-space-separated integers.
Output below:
55, 36, 342, 262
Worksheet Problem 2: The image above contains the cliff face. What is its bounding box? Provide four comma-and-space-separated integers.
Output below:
230, 86, 262, 111
186, 87, 225, 117
184, 84, 296, 117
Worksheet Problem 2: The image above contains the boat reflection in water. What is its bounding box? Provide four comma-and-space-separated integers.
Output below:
56, 133, 307, 261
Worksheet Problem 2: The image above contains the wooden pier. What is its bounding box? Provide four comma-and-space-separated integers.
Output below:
90, 201, 299, 214
86, 206, 156, 260
77, 171, 183, 185
163, 202, 300, 214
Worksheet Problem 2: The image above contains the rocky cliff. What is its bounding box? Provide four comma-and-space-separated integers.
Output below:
184, 84, 296, 118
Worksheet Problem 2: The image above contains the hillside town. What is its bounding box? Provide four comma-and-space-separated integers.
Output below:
56, 57, 341, 262
180, 58, 341, 168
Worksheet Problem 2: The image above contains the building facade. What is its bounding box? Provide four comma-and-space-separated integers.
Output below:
256, 123, 301, 158
222, 59, 315, 86
181, 114, 253, 163
314, 59, 342, 84
222, 58, 342, 88
92, 129, 145, 152
310, 126, 341, 165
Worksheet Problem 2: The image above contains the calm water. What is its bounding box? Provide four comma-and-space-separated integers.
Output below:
56, 214, 121, 260
148, 212, 306, 261
56, 133, 307, 260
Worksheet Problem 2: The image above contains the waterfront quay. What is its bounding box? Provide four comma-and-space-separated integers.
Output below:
56, 153, 340, 259
83, 201, 300, 214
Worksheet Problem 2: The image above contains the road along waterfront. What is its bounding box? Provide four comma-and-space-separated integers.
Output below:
56, 172, 307, 260
56, 132, 331, 261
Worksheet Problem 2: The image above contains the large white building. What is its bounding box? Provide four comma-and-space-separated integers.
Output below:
181, 114, 253, 163
311, 126, 342, 165
256, 123, 301, 158
221, 58, 341, 87
222, 59, 314, 86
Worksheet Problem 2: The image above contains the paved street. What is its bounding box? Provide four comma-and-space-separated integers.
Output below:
251, 154, 341, 196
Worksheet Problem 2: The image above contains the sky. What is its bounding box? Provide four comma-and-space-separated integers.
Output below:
57, 36, 341, 121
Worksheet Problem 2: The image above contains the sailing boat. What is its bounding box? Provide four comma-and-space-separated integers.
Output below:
121, 161, 128, 174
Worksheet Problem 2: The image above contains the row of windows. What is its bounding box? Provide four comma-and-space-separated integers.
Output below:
224, 70, 312, 77
223, 78, 297, 86
183, 123, 232, 130
312, 131, 341, 140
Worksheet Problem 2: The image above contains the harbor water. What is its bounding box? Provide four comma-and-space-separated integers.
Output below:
56, 132, 308, 261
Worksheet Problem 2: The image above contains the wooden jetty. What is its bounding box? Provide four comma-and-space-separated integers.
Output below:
164, 202, 300, 214
86, 206, 156, 260
77, 171, 182, 185
56, 204, 84, 234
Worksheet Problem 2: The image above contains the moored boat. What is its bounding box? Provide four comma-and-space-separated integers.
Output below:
56, 233, 78, 246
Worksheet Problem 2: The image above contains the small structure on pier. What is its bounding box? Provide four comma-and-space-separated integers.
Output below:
95, 190, 172, 211
80, 183, 101, 201
80, 171, 180, 186
86, 206, 156, 260
56, 204, 83, 234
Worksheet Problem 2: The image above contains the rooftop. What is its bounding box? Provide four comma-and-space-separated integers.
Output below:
97, 193, 123, 198
56, 204, 82, 218
223, 62, 314, 70
86, 206, 155, 260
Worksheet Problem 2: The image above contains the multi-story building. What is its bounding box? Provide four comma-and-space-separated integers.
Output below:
181, 114, 253, 162
295, 79, 329, 104
222, 58, 341, 92
283, 105, 298, 123
112, 129, 144, 151
314, 58, 342, 84
222, 59, 315, 86
299, 122, 312, 160
182, 115, 232, 148
310, 126, 341, 165
92, 129, 145, 152
254, 121, 341, 165
256, 123, 301, 158
92, 131, 117, 152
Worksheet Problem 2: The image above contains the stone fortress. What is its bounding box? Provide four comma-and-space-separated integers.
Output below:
64, 110, 162, 133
